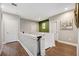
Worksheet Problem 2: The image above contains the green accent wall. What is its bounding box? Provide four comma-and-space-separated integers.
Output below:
39, 19, 49, 32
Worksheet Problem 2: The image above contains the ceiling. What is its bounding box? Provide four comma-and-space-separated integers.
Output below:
1, 3, 75, 21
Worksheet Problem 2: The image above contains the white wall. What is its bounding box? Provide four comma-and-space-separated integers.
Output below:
0, 4, 2, 55
0, 4, 2, 42
20, 18, 39, 33
77, 29, 79, 55
49, 10, 78, 44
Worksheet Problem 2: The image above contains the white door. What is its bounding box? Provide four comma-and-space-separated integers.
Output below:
50, 20, 58, 40
3, 13, 19, 43
52, 22, 57, 40
52, 22, 57, 32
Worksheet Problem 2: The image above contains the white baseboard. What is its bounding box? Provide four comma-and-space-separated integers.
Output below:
18, 40, 33, 56
2, 40, 19, 44
56, 40, 77, 47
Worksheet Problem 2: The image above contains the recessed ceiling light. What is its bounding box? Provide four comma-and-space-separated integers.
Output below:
64, 8, 68, 10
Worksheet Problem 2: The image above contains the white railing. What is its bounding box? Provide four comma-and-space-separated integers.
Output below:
19, 32, 55, 56
19, 32, 38, 56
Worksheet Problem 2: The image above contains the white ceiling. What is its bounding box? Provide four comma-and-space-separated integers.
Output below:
1, 3, 75, 21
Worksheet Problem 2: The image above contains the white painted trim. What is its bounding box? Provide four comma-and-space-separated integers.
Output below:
57, 40, 77, 47
18, 40, 33, 56
2, 40, 19, 44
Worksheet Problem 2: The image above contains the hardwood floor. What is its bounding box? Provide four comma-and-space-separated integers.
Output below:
0, 41, 77, 56
0, 41, 29, 56
46, 41, 77, 56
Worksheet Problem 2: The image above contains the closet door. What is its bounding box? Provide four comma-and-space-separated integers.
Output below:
3, 13, 19, 43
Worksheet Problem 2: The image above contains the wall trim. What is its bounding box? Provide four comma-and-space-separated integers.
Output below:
2, 40, 18, 44
18, 40, 33, 56
56, 40, 77, 47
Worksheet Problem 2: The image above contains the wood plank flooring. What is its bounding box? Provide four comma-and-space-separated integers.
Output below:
46, 41, 77, 56
0, 41, 77, 56
0, 41, 29, 56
